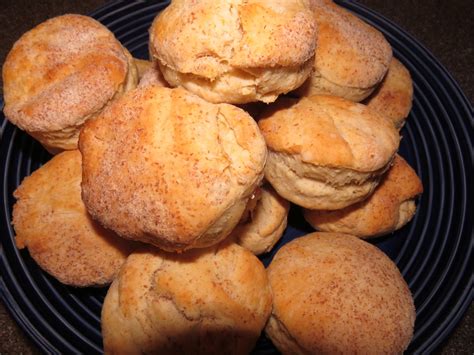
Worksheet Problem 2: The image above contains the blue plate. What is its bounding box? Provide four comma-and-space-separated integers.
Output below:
1, 1, 472, 353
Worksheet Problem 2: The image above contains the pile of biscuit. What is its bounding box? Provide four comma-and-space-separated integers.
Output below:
4, 1, 423, 354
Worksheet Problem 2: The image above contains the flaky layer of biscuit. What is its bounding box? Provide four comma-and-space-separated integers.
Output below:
159, 60, 314, 104
264, 151, 387, 210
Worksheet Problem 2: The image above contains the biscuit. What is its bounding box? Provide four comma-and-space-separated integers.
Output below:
295, 0, 392, 101
364, 58, 414, 128
137, 62, 169, 88
258, 95, 399, 210
80, 86, 267, 252
149, 0, 317, 104
304, 155, 423, 238
2, 14, 138, 154
133, 58, 152, 80
102, 242, 272, 354
12, 150, 137, 287
230, 184, 290, 255
266, 232, 415, 354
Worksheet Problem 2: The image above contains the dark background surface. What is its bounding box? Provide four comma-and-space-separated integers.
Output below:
0, 0, 472, 353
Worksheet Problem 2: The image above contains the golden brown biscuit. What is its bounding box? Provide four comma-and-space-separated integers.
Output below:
150, 0, 317, 104
230, 184, 290, 255
2, 14, 138, 154
304, 155, 423, 238
102, 242, 272, 354
80, 86, 267, 252
296, 1, 392, 101
364, 58, 414, 128
266, 232, 415, 354
12, 150, 137, 287
258, 95, 399, 210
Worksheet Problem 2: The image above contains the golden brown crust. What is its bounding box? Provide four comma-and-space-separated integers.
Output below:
80, 86, 267, 252
230, 184, 290, 255
150, 0, 317, 103
304, 155, 423, 238
258, 95, 399, 209
364, 58, 414, 128
296, 1, 392, 101
2, 14, 138, 153
266, 232, 415, 354
102, 242, 272, 354
12, 151, 137, 287
259, 96, 399, 171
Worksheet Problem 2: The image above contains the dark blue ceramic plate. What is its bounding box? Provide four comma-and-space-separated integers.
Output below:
1, 1, 472, 353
